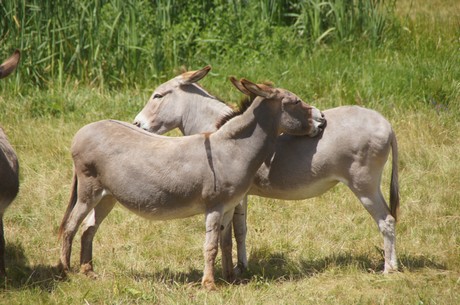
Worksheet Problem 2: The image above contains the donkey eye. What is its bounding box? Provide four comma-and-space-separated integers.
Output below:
153, 93, 163, 99
295, 99, 301, 104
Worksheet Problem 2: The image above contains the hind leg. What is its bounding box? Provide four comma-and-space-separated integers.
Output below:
232, 196, 248, 275
351, 187, 398, 273
60, 186, 104, 272
80, 196, 116, 277
220, 208, 235, 283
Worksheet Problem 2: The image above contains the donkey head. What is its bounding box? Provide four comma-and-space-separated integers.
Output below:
231, 78, 326, 137
134, 65, 213, 133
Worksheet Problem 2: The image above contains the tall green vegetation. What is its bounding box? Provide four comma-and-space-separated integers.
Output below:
292, 0, 397, 45
0, 0, 396, 89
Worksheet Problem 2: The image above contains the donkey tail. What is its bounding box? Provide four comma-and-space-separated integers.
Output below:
389, 130, 400, 222
58, 169, 78, 240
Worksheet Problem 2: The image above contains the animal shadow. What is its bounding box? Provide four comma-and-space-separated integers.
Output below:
242, 247, 448, 282
398, 253, 447, 271
128, 267, 204, 287
1, 241, 67, 291
125, 248, 449, 288
244, 250, 376, 281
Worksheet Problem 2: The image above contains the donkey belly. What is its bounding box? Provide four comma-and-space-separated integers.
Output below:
103, 175, 207, 221
114, 192, 206, 221
249, 177, 338, 200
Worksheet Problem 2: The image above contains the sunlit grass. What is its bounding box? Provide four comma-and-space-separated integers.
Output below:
1, 82, 459, 304
2, 104, 459, 304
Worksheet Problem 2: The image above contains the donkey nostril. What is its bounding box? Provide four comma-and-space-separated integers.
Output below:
320, 113, 326, 124
319, 117, 327, 129
133, 121, 140, 127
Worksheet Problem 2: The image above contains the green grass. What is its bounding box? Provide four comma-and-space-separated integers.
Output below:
0, 0, 459, 303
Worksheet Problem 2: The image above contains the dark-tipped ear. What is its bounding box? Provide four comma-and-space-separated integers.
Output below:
240, 78, 274, 99
180, 65, 211, 84
229, 76, 252, 96
0, 49, 20, 79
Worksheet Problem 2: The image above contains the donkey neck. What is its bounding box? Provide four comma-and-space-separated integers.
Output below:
179, 94, 231, 135
214, 97, 281, 165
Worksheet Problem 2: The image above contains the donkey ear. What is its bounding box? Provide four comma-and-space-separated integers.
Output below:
240, 78, 273, 99
229, 76, 252, 95
0, 49, 20, 79
180, 65, 211, 84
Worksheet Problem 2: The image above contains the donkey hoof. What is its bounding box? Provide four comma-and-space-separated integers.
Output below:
223, 267, 236, 284
383, 268, 399, 274
57, 261, 70, 274
233, 263, 247, 277
80, 264, 98, 279
202, 278, 217, 291
383, 262, 399, 274
224, 273, 236, 284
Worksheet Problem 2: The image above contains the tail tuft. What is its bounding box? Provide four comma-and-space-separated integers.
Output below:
58, 170, 78, 240
389, 131, 400, 222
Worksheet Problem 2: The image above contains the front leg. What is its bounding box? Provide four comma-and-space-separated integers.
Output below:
233, 196, 248, 274
0, 217, 6, 277
202, 208, 223, 290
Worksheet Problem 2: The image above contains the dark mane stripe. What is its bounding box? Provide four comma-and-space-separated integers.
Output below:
215, 96, 253, 129
216, 81, 274, 129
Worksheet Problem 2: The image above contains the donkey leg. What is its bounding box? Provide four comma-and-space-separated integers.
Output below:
60, 191, 102, 272
202, 208, 223, 290
220, 208, 235, 283
80, 196, 116, 277
352, 188, 398, 273
0, 216, 5, 277
232, 196, 248, 275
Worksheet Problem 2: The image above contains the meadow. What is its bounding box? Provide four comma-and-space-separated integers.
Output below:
0, 0, 459, 304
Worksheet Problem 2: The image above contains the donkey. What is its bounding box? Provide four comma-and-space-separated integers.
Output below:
133, 66, 400, 274
0, 49, 21, 276
58, 78, 325, 290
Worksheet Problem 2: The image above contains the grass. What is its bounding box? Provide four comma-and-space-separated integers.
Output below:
0, 0, 459, 304
1, 116, 458, 304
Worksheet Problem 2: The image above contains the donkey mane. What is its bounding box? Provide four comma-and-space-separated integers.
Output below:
215, 96, 253, 129
215, 81, 274, 129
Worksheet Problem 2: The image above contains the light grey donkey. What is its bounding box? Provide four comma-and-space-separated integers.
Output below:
134, 66, 399, 275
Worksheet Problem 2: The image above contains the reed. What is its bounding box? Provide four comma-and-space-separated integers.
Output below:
0, 0, 397, 89
292, 0, 396, 44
